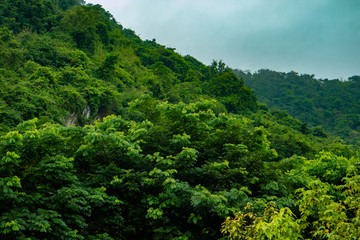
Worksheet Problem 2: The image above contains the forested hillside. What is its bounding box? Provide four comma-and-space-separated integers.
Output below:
234, 69, 360, 145
1, 1, 359, 239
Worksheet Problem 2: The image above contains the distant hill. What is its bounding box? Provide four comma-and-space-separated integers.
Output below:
235, 69, 360, 145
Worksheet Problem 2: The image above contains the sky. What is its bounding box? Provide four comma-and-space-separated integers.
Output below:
85, 0, 360, 80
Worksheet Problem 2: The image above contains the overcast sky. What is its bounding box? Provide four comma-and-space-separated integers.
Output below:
85, 0, 359, 79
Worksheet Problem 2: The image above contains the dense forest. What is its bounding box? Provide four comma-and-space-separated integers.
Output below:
0, 1, 359, 239
234, 69, 360, 145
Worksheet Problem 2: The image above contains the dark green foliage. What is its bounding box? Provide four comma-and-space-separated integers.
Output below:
0, 27, 24, 70
204, 63, 257, 113
0, 0, 84, 33
206, 72, 244, 97
60, 5, 98, 53
20, 32, 68, 67
58, 0, 86, 10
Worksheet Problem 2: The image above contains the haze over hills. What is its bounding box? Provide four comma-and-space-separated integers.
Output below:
0, 1, 360, 239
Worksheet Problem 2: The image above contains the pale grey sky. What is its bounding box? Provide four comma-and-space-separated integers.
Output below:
85, 0, 360, 79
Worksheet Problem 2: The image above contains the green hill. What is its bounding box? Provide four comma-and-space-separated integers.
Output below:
234, 69, 360, 145
0, 1, 359, 239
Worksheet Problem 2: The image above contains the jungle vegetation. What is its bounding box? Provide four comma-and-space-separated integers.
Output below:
0, 1, 359, 239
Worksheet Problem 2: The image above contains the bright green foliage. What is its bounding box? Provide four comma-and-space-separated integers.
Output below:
221, 202, 301, 240
304, 151, 351, 185
222, 152, 360, 240
295, 176, 360, 239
